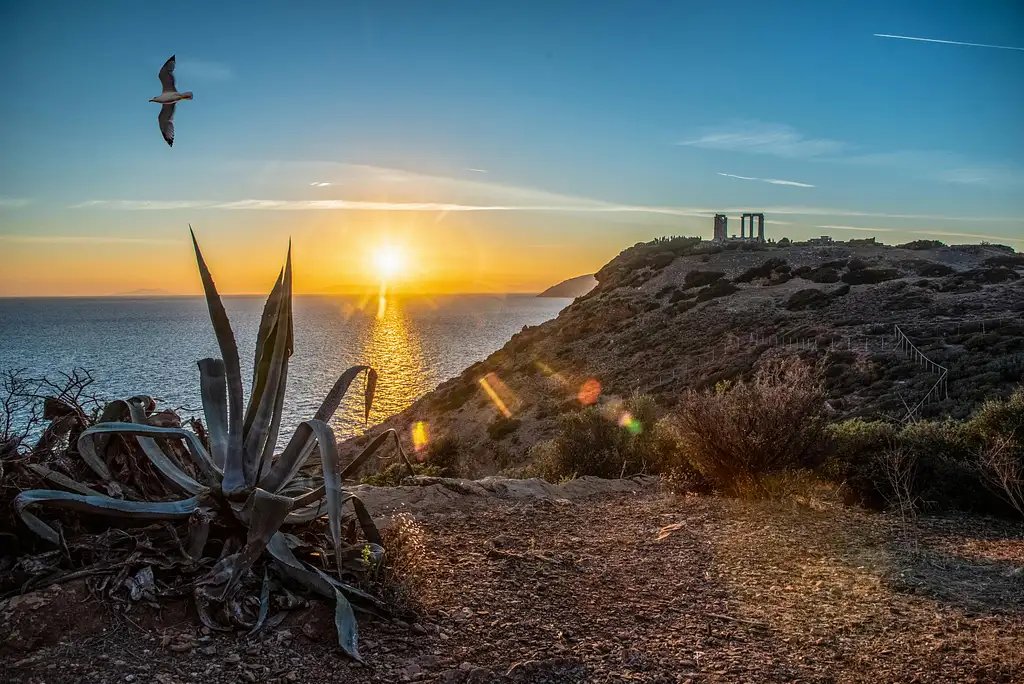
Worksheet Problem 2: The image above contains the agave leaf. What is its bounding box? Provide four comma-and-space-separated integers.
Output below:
78, 422, 218, 495
249, 569, 273, 636
191, 226, 246, 498
283, 500, 328, 524
221, 488, 293, 599
94, 399, 132, 455
197, 358, 229, 468
124, 399, 209, 495
286, 429, 409, 512
24, 464, 105, 497
15, 490, 204, 545
266, 532, 390, 659
303, 419, 347, 572
249, 268, 284, 395
244, 246, 294, 484
364, 368, 378, 423
242, 267, 285, 439
258, 365, 372, 493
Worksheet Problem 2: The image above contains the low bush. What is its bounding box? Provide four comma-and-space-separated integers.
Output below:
842, 268, 901, 285
669, 359, 829, 497
683, 270, 725, 289
525, 393, 664, 481
735, 258, 787, 283
824, 389, 1024, 517
695, 281, 739, 302
487, 416, 522, 441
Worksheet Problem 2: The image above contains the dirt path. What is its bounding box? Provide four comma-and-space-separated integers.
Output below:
4, 487, 1023, 683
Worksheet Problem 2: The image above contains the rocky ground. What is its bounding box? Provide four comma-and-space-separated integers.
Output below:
344, 240, 1024, 476
4, 478, 1023, 684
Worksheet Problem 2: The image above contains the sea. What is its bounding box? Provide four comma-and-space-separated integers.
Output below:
0, 294, 569, 443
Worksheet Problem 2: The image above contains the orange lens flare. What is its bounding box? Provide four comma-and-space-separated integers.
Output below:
479, 372, 513, 418
578, 378, 601, 406
412, 421, 429, 454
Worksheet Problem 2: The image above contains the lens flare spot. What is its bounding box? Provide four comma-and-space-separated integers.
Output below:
618, 412, 643, 435
578, 378, 601, 406
412, 421, 429, 453
479, 373, 513, 418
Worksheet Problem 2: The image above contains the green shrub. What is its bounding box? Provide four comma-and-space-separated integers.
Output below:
486, 416, 522, 440
683, 270, 725, 289
695, 281, 739, 302
735, 258, 787, 283
525, 393, 663, 480
899, 239, 945, 250
842, 268, 901, 285
361, 435, 463, 486
824, 390, 1024, 517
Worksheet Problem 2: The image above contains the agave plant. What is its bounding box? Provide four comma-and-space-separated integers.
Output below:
13, 228, 413, 660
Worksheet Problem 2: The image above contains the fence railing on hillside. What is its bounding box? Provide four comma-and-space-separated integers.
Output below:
892, 324, 948, 422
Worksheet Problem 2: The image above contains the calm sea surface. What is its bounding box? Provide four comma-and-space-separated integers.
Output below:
0, 295, 569, 441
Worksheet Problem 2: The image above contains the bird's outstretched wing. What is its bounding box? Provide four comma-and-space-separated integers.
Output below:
158, 55, 176, 93
158, 103, 176, 147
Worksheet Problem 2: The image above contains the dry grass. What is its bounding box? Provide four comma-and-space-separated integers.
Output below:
368, 513, 432, 618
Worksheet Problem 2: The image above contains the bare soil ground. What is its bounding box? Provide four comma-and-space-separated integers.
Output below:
3, 483, 1023, 684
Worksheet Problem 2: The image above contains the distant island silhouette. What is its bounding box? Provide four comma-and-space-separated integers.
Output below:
537, 274, 597, 298
113, 288, 175, 297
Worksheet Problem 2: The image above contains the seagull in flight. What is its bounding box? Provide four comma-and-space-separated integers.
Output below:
149, 55, 193, 147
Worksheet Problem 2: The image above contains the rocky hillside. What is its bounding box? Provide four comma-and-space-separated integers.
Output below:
342, 238, 1024, 475
537, 274, 597, 298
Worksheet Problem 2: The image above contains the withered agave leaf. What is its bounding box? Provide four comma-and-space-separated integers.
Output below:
77, 422, 218, 495
15, 490, 204, 545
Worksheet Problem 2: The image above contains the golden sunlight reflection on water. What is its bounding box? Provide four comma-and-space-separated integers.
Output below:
356, 295, 433, 426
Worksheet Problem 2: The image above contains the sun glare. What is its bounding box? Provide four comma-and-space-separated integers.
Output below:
374, 245, 405, 281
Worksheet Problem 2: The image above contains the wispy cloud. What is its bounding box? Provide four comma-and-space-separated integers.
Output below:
71, 200, 215, 210
873, 33, 1024, 52
310, 182, 332, 187
0, 234, 176, 245
683, 122, 1023, 188
679, 120, 848, 158
174, 58, 233, 81
467, 168, 489, 174
718, 172, 815, 188
0, 198, 33, 208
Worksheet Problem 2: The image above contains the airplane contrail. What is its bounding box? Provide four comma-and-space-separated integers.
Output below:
874, 33, 1024, 52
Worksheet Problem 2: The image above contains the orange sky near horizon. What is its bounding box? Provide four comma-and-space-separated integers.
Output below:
0, 210, 630, 297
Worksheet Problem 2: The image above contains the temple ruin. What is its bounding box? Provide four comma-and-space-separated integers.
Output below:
711, 212, 766, 243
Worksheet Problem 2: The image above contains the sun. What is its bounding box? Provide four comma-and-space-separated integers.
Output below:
373, 245, 405, 281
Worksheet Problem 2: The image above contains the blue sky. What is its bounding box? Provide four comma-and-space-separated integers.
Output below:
0, 0, 1022, 295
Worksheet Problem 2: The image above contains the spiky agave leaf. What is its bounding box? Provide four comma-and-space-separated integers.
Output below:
197, 358, 229, 468
244, 244, 294, 484
285, 429, 414, 523
259, 365, 374, 493
14, 490, 205, 545
191, 226, 246, 498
